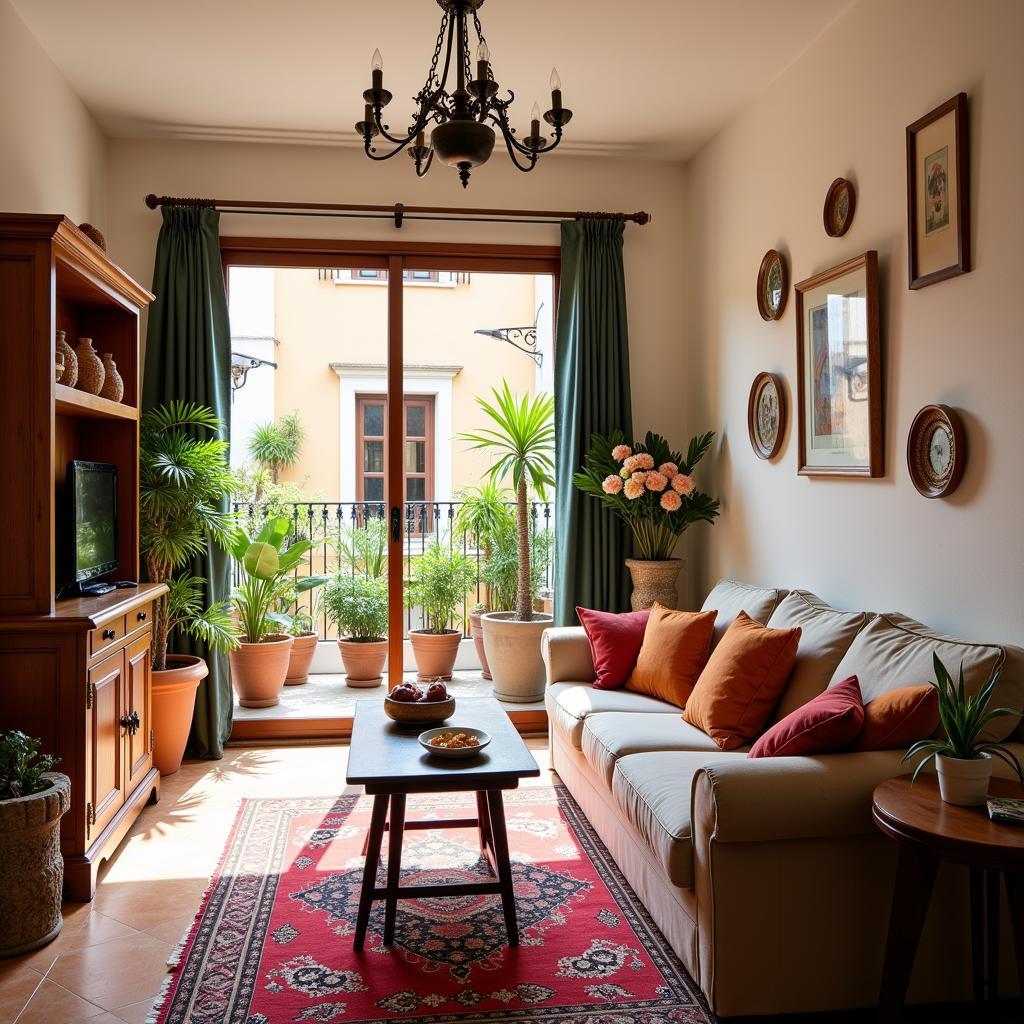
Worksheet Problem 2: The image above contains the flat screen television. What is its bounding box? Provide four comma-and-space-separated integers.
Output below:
67, 461, 118, 591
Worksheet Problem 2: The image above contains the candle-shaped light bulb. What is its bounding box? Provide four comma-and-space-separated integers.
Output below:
476, 40, 490, 63
530, 101, 541, 139
476, 39, 490, 83
549, 66, 562, 111
370, 47, 383, 91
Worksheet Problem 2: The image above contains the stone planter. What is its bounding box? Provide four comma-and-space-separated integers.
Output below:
936, 752, 992, 806
482, 612, 553, 703
409, 629, 462, 681
229, 634, 293, 708
0, 772, 71, 958
626, 558, 685, 610
285, 633, 319, 686
152, 654, 207, 776
338, 638, 387, 688
469, 609, 492, 680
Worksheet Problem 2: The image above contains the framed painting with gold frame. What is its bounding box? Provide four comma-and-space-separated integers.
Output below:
906, 93, 970, 289
795, 251, 882, 477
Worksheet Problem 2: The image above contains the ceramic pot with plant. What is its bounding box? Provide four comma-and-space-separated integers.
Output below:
406, 540, 476, 681
0, 732, 70, 957
459, 382, 555, 702
140, 403, 238, 775
903, 653, 1024, 806
270, 579, 329, 686
228, 516, 313, 707
573, 431, 721, 609
324, 575, 389, 687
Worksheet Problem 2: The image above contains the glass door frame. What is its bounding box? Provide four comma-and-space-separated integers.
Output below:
222, 237, 560, 693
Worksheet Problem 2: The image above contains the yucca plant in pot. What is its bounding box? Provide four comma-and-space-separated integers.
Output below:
903, 653, 1024, 806
324, 575, 389, 687
228, 516, 314, 707
0, 731, 69, 956
459, 382, 555, 702
140, 402, 238, 775
406, 539, 477, 681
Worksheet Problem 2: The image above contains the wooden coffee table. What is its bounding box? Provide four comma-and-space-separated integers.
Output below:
346, 697, 540, 952
872, 775, 1024, 1023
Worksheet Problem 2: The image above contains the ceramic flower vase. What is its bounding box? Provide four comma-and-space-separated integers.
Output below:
74, 338, 104, 395
625, 558, 684, 610
936, 752, 992, 806
98, 353, 124, 402
56, 331, 77, 388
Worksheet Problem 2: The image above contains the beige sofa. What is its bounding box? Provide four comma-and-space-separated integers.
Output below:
543, 580, 1024, 1019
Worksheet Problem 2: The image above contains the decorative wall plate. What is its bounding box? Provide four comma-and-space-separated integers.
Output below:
756, 249, 788, 321
907, 404, 966, 498
747, 372, 785, 460
823, 177, 856, 237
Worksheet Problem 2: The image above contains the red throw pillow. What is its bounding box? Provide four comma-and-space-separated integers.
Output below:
576, 606, 651, 690
748, 675, 864, 758
852, 685, 939, 751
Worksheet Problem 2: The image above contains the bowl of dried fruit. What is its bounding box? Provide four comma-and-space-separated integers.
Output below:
384, 680, 455, 725
418, 727, 491, 759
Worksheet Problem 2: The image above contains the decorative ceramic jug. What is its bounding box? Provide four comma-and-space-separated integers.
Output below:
99, 353, 124, 402
56, 331, 77, 388
55, 349, 65, 383
74, 338, 104, 395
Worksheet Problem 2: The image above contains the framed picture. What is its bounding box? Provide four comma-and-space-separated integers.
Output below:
747, 372, 785, 460
795, 251, 882, 477
906, 93, 970, 289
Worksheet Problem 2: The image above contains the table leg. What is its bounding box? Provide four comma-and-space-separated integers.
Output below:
485, 789, 519, 948
353, 793, 389, 952
383, 793, 406, 946
476, 790, 496, 874
970, 867, 984, 1003
1005, 870, 1024, 1012
877, 843, 939, 1024
986, 870, 1000, 1003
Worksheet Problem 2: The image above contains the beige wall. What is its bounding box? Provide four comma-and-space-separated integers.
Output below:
0, 0, 106, 223
686, 0, 1024, 643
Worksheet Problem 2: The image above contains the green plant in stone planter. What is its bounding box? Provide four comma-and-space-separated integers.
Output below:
0, 731, 59, 800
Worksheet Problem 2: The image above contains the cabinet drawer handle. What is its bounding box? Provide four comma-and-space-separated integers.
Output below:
120, 711, 141, 735
102, 628, 116, 640
137, 611, 147, 621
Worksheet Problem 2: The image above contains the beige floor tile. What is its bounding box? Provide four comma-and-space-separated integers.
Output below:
13, 979, 106, 1024
0, 962, 43, 1024
107, 997, 157, 1024
10, 912, 137, 976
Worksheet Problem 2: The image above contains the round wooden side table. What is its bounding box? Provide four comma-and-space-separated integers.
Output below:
872, 775, 1024, 1023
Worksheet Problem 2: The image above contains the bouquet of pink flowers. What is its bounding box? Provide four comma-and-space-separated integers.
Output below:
573, 431, 720, 560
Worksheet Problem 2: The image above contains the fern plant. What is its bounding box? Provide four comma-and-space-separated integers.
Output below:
903, 653, 1024, 784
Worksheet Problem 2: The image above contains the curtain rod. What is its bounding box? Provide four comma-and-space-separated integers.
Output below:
143, 194, 650, 228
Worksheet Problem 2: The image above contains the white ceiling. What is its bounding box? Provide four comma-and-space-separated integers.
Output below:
13, 0, 853, 160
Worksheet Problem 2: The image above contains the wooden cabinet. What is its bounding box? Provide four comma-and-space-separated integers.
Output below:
0, 214, 160, 901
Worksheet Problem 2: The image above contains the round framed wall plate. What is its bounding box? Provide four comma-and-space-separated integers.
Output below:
906, 404, 966, 498
823, 177, 856, 237
747, 371, 785, 460
756, 249, 788, 321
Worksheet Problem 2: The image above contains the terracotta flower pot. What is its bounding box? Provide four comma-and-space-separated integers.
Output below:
469, 609, 492, 680
285, 633, 319, 686
481, 612, 552, 703
409, 629, 462, 681
626, 558, 685, 610
152, 654, 208, 776
229, 634, 293, 708
0, 772, 70, 957
337, 638, 387, 688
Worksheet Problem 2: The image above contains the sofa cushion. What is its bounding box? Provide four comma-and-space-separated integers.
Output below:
626, 606, 716, 707
768, 591, 870, 723
852, 685, 939, 752
612, 750, 746, 888
701, 579, 788, 646
546, 682, 680, 749
582, 712, 726, 786
829, 614, 1024, 742
749, 675, 865, 758
576, 606, 650, 690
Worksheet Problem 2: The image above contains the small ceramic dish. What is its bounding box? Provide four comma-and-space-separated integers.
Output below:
418, 726, 491, 759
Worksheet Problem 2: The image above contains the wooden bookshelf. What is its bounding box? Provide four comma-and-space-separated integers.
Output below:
55, 384, 139, 421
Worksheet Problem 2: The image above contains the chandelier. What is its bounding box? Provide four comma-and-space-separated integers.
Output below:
355, 0, 572, 188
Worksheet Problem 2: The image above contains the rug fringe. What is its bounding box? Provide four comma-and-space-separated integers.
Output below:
145, 973, 176, 1024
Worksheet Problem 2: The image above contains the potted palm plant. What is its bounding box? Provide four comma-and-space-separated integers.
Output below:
324, 575, 389, 687
459, 383, 555, 702
228, 517, 314, 707
140, 402, 238, 775
406, 539, 477, 681
0, 731, 69, 956
903, 653, 1024, 806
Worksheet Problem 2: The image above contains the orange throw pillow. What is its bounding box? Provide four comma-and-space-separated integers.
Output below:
683, 611, 801, 750
625, 605, 717, 707
852, 685, 939, 751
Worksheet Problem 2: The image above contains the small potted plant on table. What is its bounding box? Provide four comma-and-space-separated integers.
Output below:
324, 575, 389, 687
904, 653, 1024, 806
0, 732, 70, 957
407, 540, 476, 681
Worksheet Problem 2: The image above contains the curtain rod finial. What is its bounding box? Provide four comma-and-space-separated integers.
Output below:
634, 211, 651, 225
145, 193, 160, 209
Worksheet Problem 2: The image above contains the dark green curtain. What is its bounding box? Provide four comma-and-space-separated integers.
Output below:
143, 206, 232, 759
554, 219, 634, 625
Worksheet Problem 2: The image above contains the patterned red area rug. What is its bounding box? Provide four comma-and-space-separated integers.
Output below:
151, 786, 713, 1024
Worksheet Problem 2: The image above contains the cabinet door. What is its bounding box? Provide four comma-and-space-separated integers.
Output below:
123, 632, 153, 793
86, 649, 125, 841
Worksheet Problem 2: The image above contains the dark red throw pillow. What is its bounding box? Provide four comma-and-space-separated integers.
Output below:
748, 674, 864, 758
576, 606, 651, 690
